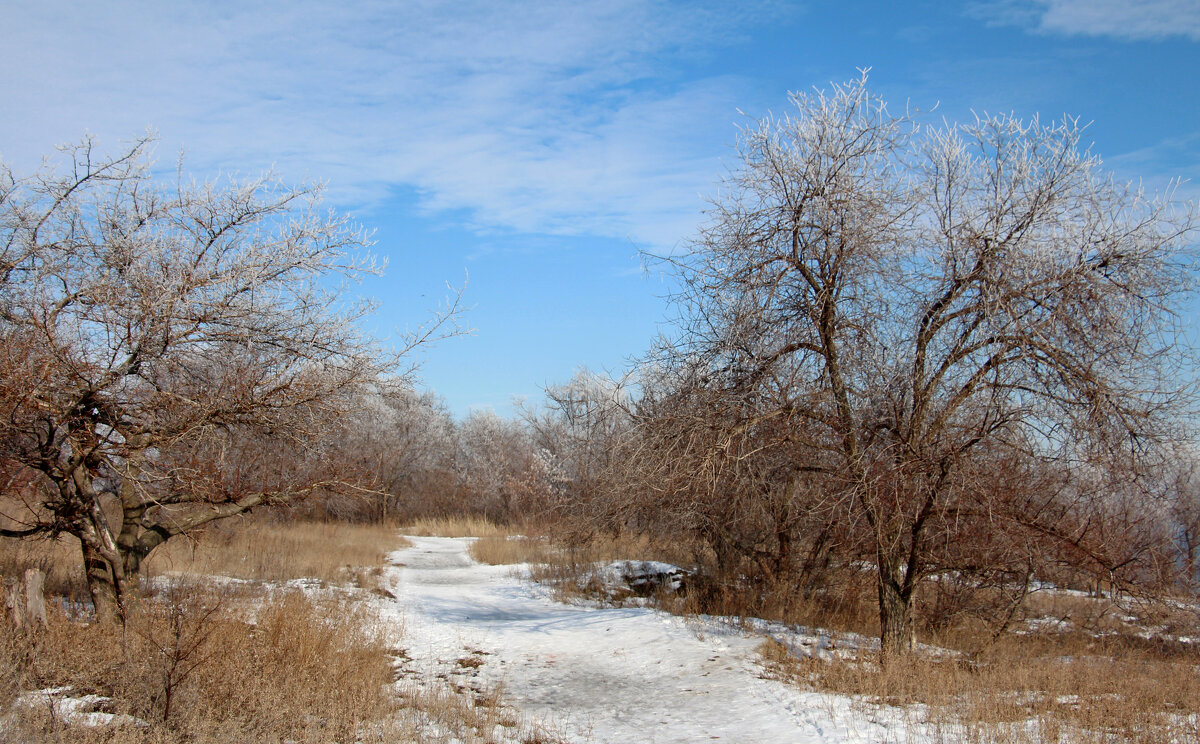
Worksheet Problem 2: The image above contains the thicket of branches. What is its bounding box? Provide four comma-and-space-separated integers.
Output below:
0, 136, 462, 620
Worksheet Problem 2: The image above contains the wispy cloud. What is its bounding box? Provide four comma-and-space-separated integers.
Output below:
0, 0, 778, 248
970, 0, 1200, 41
1104, 133, 1200, 203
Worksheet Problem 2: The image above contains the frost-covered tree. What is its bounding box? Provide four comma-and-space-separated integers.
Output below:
657, 76, 1198, 658
0, 136, 460, 620
523, 368, 635, 531
456, 410, 551, 523
333, 385, 459, 522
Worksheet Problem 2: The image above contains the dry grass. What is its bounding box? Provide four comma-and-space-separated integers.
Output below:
468, 535, 561, 565
0, 534, 88, 602
401, 515, 511, 538
2, 587, 403, 743
2, 518, 412, 742
678, 564, 880, 640
757, 622, 1200, 743
397, 682, 565, 743
142, 518, 410, 585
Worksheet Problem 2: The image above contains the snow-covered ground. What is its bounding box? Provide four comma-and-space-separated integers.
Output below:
384, 535, 917, 744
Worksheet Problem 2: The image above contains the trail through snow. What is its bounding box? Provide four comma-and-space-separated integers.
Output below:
385, 536, 908, 744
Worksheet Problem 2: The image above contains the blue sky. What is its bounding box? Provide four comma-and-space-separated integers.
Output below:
3, 0, 1198, 417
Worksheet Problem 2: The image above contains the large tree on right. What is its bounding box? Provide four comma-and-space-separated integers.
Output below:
662, 76, 1198, 658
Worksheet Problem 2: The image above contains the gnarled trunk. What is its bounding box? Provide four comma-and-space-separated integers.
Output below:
76, 474, 133, 624
81, 539, 123, 624
877, 561, 915, 660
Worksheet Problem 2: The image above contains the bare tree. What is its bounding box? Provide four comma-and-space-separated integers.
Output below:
328, 385, 459, 522
523, 369, 635, 531
1159, 450, 1200, 592
456, 409, 550, 524
639, 374, 855, 589
0, 136, 460, 620
656, 75, 1198, 658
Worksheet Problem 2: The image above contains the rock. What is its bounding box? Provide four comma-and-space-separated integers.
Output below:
611, 561, 690, 596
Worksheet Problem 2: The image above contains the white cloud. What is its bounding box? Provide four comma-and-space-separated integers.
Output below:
1040, 0, 1200, 40
970, 0, 1200, 41
0, 0, 775, 249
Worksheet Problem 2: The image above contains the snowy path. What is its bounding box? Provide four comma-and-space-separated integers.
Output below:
385, 536, 896, 744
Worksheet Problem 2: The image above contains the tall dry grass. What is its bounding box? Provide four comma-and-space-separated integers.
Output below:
142, 518, 409, 585
468, 535, 560, 565
760, 632, 1200, 744
0, 534, 88, 602
401, 515, 511, 538
2, 587, 403, 743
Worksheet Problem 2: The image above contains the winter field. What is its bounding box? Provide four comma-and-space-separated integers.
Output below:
5, 69, 1200, 744
3, 519, 1199, 743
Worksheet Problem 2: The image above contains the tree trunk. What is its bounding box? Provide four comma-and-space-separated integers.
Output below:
878, 565, 914, 660
71, 465, 131, 623
117, 456, 162, 580
798, 526, 831, 596
81, 540, 122, 624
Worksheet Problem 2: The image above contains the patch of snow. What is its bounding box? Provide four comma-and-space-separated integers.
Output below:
15, 688, 146, 728
145, 572, 254, 590
283, 576, 324, 590
1019, 615, 1074, 634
